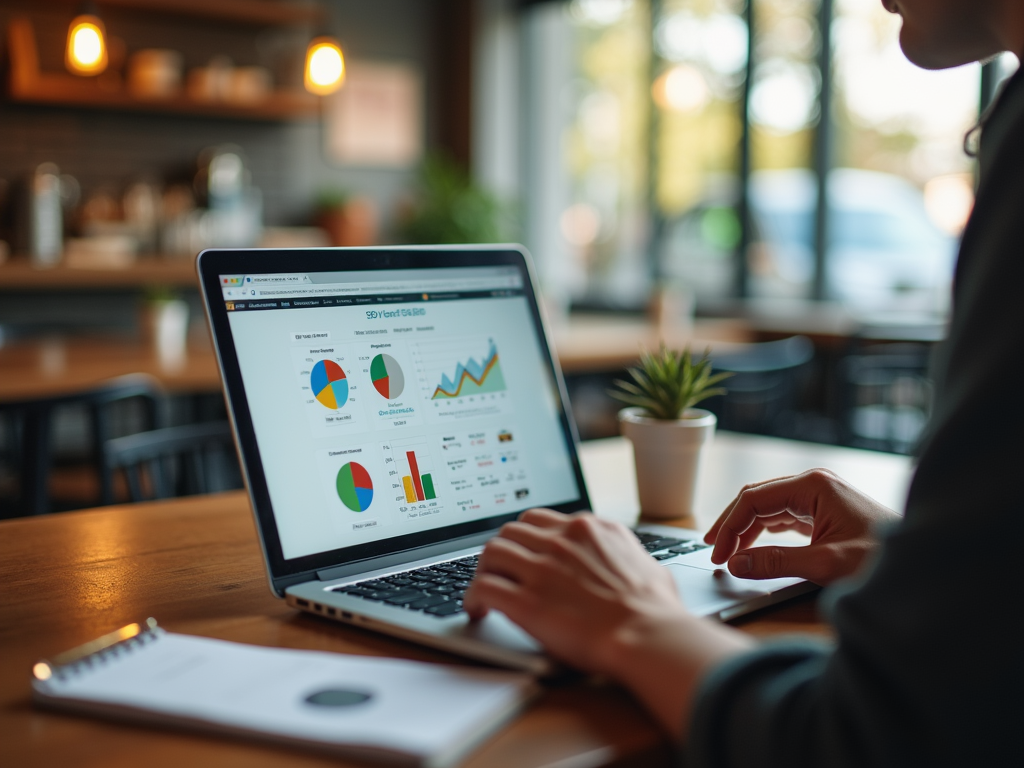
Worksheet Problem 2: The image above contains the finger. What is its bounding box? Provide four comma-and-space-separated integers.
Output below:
518, 507, 572, 529
727, 544, 836, 584
476, 537, 545, 584
463, 573, 534, 621
733, 521, 768, 554
709, 471, 833, 564
704, 475, 795, 544
559, 516, 643, 580
498, 520, 570, 557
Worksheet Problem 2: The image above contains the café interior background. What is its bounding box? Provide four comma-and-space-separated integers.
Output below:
0, 0, 1019, 514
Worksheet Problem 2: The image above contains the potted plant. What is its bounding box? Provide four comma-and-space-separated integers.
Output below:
395, 153, 515, 244
612, 347, 730, 522
140, 286, 189, 365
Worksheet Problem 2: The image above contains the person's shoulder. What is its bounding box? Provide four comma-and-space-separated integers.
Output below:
980, 69, 1024, 167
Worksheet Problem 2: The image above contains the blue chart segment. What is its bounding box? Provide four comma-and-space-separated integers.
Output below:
311, 359, 349, 409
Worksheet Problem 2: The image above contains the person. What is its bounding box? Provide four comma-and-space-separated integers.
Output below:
463, 0, 1024, 764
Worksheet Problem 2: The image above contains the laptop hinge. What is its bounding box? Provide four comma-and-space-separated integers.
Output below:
314, 531, 494, 583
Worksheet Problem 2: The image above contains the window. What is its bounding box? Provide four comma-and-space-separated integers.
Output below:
516, 0, 1008, 315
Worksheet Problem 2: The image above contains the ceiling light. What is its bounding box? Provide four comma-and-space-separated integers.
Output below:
304, 37, 345, 95
66, 13, 108, 76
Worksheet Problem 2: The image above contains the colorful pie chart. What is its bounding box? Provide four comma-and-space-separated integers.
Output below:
336, 462, 373, 512
370, 353, 405, 399
311, 359, 348, 409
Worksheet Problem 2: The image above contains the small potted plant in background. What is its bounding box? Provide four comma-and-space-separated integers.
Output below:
315, 189, 379, 247
612, 347, 730, 522
140, 286, 189, 366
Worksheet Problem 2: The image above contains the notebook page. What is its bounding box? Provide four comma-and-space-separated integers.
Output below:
34, 631, 534, 760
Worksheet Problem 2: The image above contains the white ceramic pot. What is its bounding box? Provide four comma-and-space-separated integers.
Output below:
619, 407, 716, 522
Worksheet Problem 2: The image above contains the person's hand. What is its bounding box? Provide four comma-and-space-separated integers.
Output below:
464, 508, 754, 740
705, 468, 901, 585
463, 507, 680, 673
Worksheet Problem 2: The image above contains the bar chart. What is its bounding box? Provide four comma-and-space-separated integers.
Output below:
400, 449, 436, 503
381, 439, 444, 519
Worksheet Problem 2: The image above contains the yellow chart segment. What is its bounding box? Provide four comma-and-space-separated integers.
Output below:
401, 476, 417, 503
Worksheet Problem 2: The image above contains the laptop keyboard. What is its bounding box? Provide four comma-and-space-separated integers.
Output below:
329, 533, 712, 618
634, 531, 712, 560
331, 555, 479, 617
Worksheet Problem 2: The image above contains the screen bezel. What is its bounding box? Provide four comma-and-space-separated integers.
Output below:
197, 246, 591, 595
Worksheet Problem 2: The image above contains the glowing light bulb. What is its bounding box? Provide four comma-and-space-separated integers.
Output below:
304, 38, 345, 95
66, 15, 108, 76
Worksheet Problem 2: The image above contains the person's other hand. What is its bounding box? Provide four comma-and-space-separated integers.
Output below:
464, 507, 754, 740
704, 468, 901, 585
463, 507, 681, 674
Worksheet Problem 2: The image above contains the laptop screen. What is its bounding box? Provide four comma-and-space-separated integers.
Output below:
218, 262, 582, 563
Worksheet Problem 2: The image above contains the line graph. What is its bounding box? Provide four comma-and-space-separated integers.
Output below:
430, 339, 507, 400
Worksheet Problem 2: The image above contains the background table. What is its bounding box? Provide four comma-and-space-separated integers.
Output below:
0, 434, 912, 768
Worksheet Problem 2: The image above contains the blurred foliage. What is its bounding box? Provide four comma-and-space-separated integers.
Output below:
315, 188, 350, 211
396, 154, 515, 244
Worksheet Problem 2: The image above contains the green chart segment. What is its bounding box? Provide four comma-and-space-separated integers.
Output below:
336, 462, 373, 512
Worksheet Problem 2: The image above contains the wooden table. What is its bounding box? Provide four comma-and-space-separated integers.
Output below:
0, 335, 222, 401
0, 434, 912, 767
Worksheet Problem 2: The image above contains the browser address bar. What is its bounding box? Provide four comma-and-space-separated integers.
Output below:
251, 277, 519, 298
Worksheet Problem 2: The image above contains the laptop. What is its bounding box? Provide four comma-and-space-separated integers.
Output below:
198, 245, 812, 674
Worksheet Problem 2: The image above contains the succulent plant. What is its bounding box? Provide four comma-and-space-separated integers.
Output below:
611, 346, 731, 420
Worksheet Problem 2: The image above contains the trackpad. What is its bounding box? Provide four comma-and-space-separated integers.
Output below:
668, 563, 775, 616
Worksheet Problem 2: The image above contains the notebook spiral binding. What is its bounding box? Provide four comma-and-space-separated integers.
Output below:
32, 617, 163, 683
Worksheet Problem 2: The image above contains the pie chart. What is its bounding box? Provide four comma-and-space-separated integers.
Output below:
311, 360, 348, 409
336, 462, 373, 512
370, 353, 405, 399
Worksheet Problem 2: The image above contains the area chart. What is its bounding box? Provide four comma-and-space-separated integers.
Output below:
370, 353, 405, 399
311, 360, 349, 409
431, 341, 507, 400
336, 462, 373, 512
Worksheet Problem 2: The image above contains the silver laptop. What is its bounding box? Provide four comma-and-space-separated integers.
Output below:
198, 245, 812, 674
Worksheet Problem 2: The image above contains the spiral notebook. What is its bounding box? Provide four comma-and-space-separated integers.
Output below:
31, 619, 536, 768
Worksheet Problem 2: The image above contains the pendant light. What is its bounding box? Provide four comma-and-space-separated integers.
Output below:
304, 36, 345, 95
66, 3, 108, 77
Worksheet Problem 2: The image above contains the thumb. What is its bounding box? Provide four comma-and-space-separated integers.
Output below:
728, 545, 826, 583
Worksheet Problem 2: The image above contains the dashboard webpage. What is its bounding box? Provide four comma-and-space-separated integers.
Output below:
222, 266, 581, 561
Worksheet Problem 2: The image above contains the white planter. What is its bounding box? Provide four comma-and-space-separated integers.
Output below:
619, 407, 716, 522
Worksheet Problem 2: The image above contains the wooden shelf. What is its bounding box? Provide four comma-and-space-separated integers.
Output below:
5, 16, 321, 121
45, 0, 325, 26
0, 258, 200, 290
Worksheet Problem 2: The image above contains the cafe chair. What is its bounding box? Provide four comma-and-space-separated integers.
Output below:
704, 335, 815, 437
104, 420, 242, 503
839, 343, 933, 454
0, 374, 163, 517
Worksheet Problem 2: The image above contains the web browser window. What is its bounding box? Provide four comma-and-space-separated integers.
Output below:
222, 266, 580, 561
